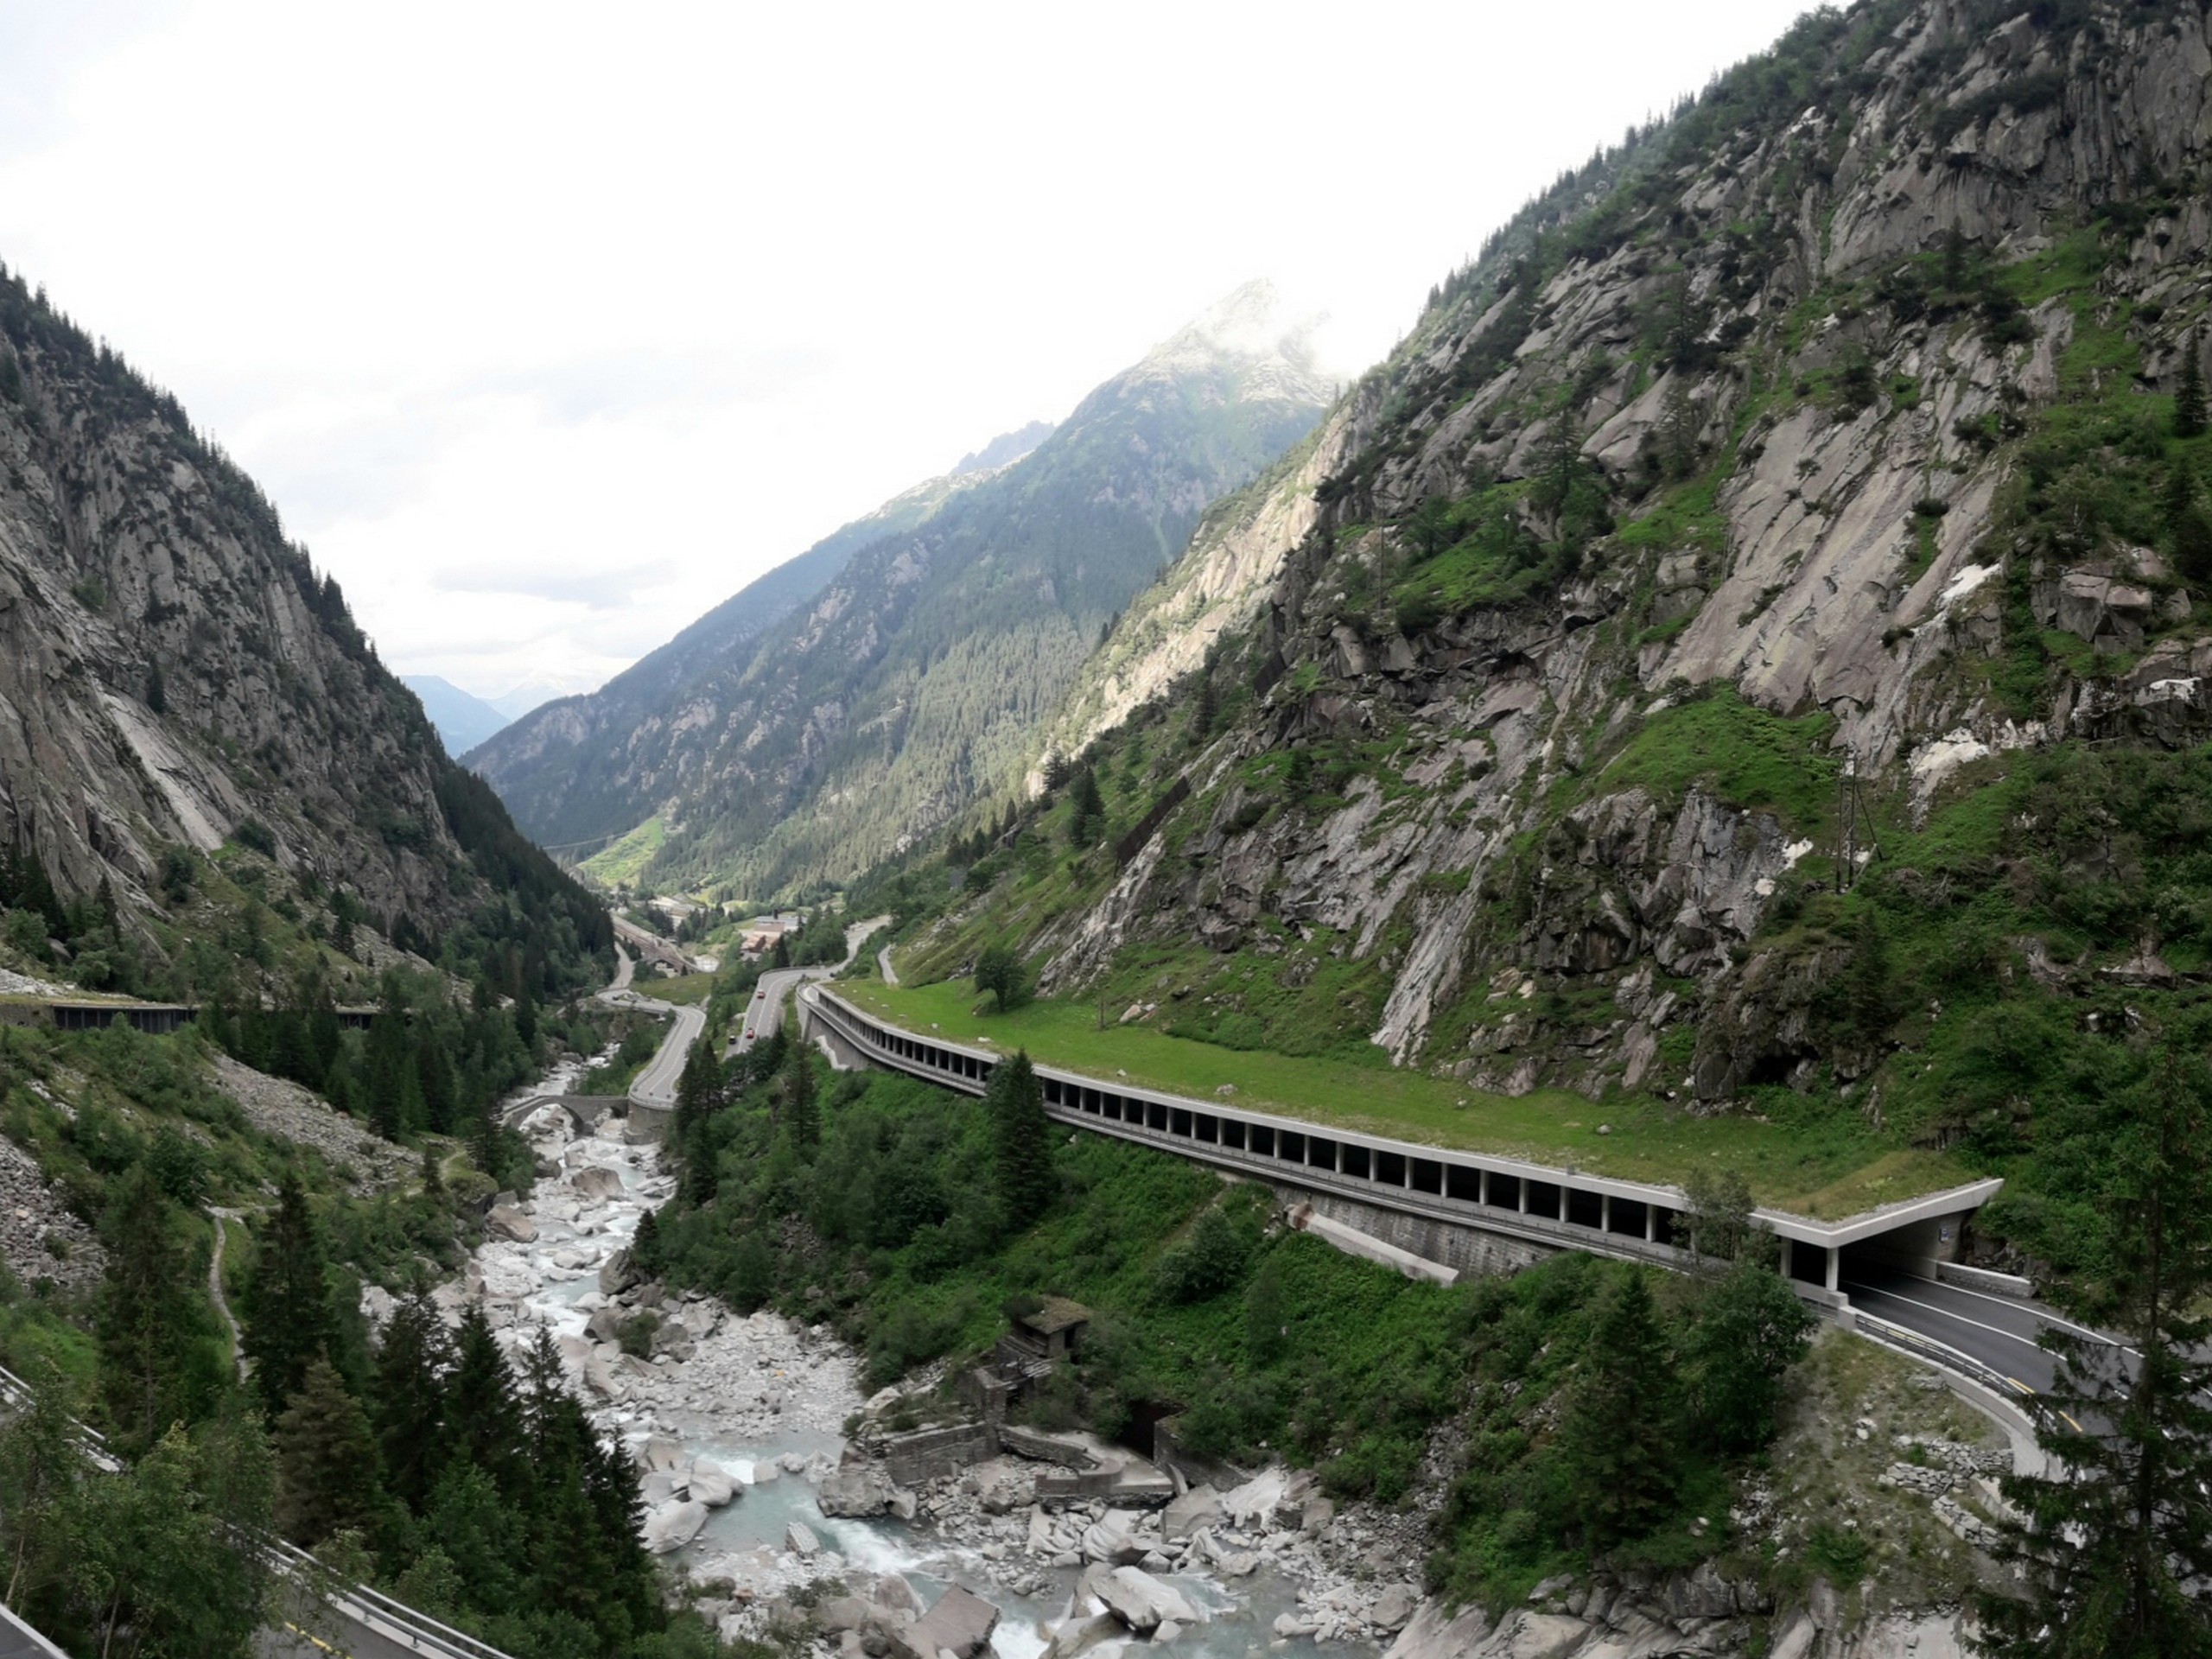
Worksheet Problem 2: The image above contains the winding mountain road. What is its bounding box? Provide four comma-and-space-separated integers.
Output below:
728, 916, 890, 1062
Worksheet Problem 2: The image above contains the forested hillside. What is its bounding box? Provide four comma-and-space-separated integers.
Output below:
476, 283, 1329, 899
469, 421, 1054, 842
871, 0, 2212, 1290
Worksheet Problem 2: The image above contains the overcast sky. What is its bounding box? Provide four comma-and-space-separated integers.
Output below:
0, 0, 1819, 703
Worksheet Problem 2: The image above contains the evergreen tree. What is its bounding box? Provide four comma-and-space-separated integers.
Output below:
372, 1290, 450, 1515
2168, 462, 2212, 588
274, 1357, 389, 1549
1190, 676, 1217, 747
630, 1205, 663, 1275
415, 1031, 457, 1135
243, 1173, 337, 1419
673, 1035, 722, 1141
2177, 327, 2207, 442
1682, 1237, 1815, 1453
988, 1050, 1054, 1226
1556, 1271, 1680, 1548
1978, 1058, 2212, 1656
785, 1039, 819, 1150
364, 1010, 414, 1141
98, 1166, 213, 1451
445, 1304, 524, 1491
1067, 768, 1105, 848
0, 1357, 89, 1613
771, 933, 791, 969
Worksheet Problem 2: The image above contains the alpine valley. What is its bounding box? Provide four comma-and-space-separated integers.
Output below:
5, 3, 2212, 1659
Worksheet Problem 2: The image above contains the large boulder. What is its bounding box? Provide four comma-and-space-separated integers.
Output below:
486, 1205, 537, 1243
570, 1166, 625, 1201
598, 1248, 639, 1294
1080, 1510, 1146, 1565
1162, 1484, 1222, 1541
642, 1499, 708, 1554
1381, 1600, 1493, 1659
892, 1586, 1001, 1659
786, 1521, 824, 1558
1370, 1586, 1419, 1633
820, 1465, 897, 1517
689, 1461, 737, 1507
1097, 1569, 1198, 1634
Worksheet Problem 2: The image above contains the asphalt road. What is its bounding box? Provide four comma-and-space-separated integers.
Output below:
628, 999, 707, 1104
728, 916, 891, 1061
1841, 1265, 2132, 1411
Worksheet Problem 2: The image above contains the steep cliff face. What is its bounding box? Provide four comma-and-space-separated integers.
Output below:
0, 269, 604, 975
483, 282, 1331, 898
912, 0, 2212, 1154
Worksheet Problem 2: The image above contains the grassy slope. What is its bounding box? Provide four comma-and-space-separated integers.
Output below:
840, 976, 1969, 1214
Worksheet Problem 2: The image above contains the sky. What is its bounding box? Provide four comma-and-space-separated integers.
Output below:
0, 0, 1821, 703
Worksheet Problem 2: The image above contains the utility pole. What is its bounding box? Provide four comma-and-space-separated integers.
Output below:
1835, 748, 1880, 892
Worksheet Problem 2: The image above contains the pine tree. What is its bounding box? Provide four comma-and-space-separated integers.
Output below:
630, 1205, 663, 1275
274, 1358, 388, 1550
364, 1011, 413, 1141
784, 1039, 819, 1149
445, 1304, 524, 1491
2168, 462, 2212, 588
1067, 769, 1105, 848
415, 1032, 457, 1135
988, 1050, 1054, 1226
674, 1036, 722, 1141
771, 933, 791, 969
2177, 327, 2207, 442
1190, 676, 1217, 747
1556, 1271, 1680, 1548
1978, 1056, 2212, 1656
97, 1166, 213, 1452
372, 1290, 450, 1515
243, 1173, 337, 1420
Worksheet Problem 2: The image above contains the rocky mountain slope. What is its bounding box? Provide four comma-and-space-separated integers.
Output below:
475, 284, 1330, 897
467, 420, 1054, 824
0, 266, 607, 987
897, 0, 2212, 1266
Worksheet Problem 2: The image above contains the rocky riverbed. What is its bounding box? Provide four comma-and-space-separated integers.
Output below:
413, 1053, 1416, 1659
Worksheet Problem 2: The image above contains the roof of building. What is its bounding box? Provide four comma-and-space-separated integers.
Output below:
1015, 1295, 1092, 1336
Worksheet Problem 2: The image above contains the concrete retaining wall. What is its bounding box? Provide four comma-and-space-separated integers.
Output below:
1279, 1182, 1554, 1279
876, 1422, 995, 1487
1938, 1262, 2034, 1299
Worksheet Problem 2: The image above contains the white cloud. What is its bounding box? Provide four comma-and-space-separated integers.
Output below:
0, 0, 1821, 699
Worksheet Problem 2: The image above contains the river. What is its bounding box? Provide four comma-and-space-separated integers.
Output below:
448, 1046, 1399, 1659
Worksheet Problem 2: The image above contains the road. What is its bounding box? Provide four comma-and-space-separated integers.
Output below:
628, 998, 707, 1106
729, 916, 891, 1061
1840, 1265, 2145, 1446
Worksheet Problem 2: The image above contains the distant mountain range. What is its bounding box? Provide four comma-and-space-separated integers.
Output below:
399, 675, 570, 758
471, 282, 1331, 895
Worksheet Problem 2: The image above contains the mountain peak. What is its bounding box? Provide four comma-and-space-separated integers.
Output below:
1132, 278, 1333, 406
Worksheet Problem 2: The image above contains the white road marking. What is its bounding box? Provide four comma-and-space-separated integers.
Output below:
1845, 1280, 2055, 1360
